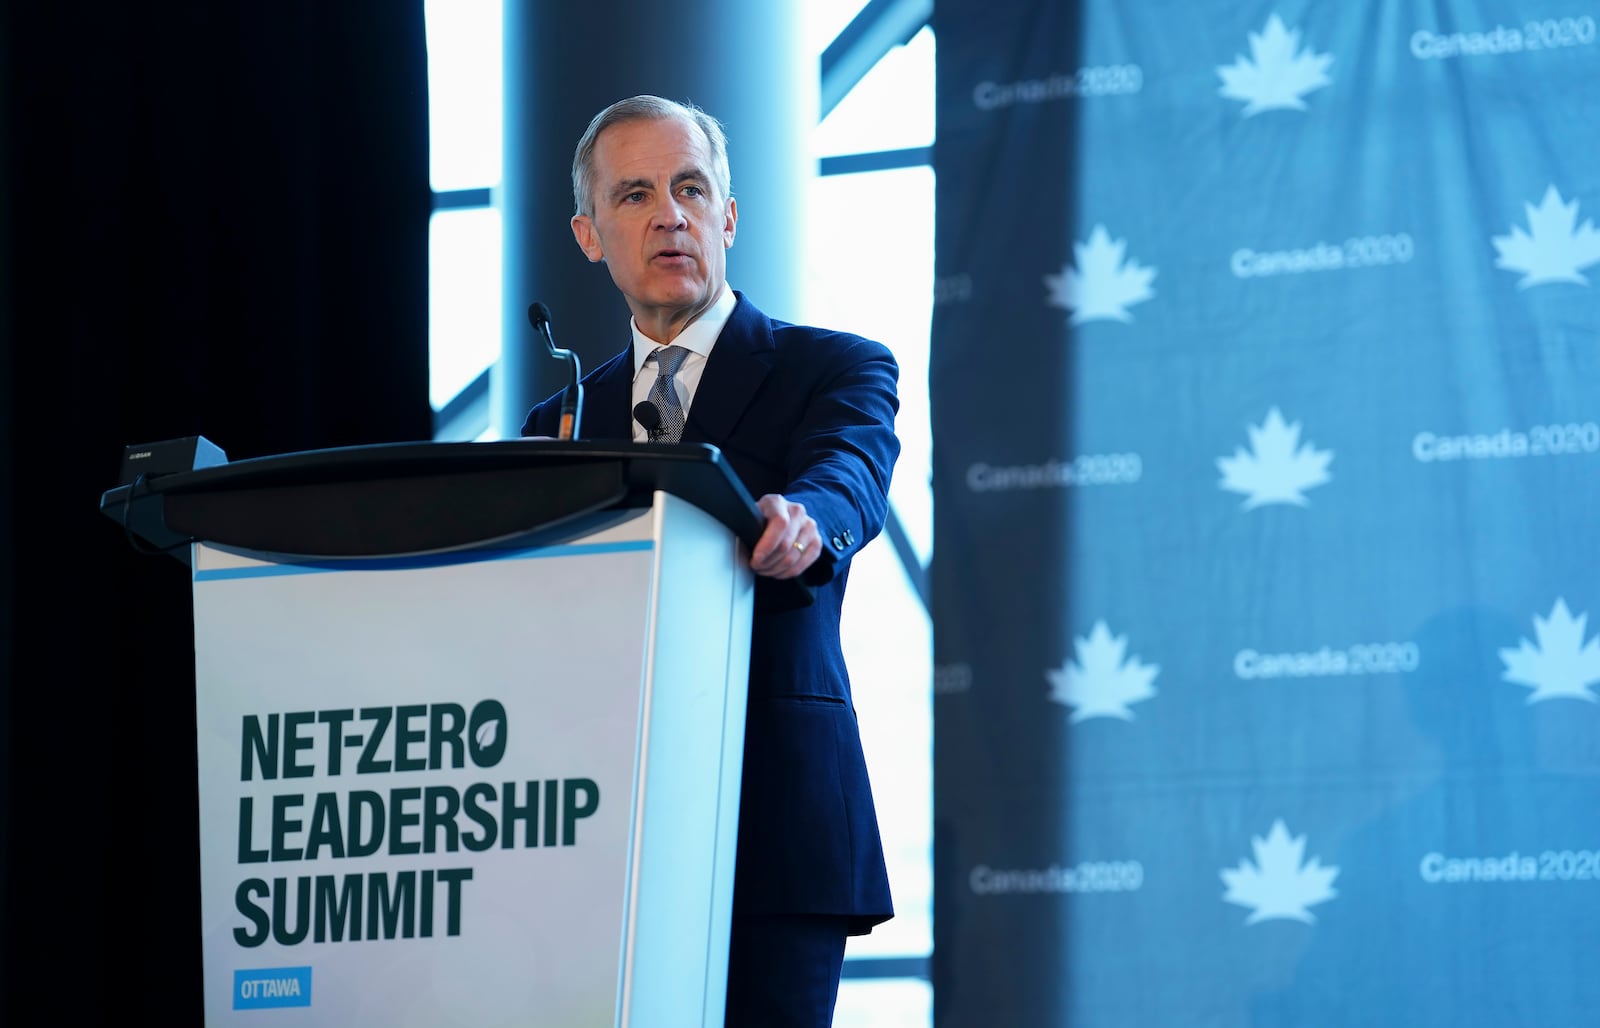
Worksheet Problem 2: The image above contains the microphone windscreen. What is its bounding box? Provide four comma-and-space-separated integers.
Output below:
527, 302, 552, 329
633, 401, 661, 432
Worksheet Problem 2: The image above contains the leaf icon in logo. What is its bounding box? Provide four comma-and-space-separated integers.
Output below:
1221, 819, 1340, 925
1217, 13, 1334, 116
1491, 185, 1600, 288
1217, 407, 1333, 509
1499, 598, 1600, 704
1044, 225, 1157, 325
475, 719, 500, 750
1046, 620, 1159, 722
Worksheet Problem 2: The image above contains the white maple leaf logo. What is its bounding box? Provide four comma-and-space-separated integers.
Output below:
1221, 819, 1340, 925
1217, 407, 1333, 508
1491, 185, 1600, 288
1046, 620, 1159, 722
1217, 13, 1334, 116
1044, 224, 1157, 324
1499, 598, 1600, 704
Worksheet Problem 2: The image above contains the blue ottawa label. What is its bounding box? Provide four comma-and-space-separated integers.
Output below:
233, 966, 313, 1010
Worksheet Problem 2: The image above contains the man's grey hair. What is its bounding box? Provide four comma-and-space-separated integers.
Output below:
571, 95, 733, 218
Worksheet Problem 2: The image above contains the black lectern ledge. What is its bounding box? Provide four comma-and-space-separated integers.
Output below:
103, 436, 770, 1027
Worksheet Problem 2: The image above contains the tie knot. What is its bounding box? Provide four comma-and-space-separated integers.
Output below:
652, 345, 690, 378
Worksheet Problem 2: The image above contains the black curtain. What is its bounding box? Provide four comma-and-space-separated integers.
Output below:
1, 4, 431, 1022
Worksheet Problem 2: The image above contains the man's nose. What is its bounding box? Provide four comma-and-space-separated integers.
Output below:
651, 193, 687, 229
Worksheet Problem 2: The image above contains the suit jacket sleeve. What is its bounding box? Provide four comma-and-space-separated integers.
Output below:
773, 331, 901, 587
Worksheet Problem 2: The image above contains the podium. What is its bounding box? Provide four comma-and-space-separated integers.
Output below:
101, 439, 767, 1026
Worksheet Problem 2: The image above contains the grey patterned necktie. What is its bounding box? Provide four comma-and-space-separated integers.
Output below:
647, 345, 690, 443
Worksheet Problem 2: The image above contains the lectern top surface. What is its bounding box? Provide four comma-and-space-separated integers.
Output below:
100, 438, 763, 559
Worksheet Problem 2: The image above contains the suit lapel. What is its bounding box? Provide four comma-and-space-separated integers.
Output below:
682, 293, 773, 445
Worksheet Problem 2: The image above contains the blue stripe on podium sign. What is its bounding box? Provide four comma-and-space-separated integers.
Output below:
233, 966, 312, 1009
194, 540, 655, 581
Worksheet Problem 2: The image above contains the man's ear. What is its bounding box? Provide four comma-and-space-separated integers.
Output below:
572, 214, 604, 263
722, 197, 738, 249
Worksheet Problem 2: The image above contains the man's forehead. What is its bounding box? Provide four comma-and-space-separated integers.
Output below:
596, 116, 711, 170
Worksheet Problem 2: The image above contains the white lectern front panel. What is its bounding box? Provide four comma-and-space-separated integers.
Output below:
189, 496, 750, 1027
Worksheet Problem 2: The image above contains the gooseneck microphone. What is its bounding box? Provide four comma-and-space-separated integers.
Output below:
633, 401, 664, 442
527, 302, 582, 440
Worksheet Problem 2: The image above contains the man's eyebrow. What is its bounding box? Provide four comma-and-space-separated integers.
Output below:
607, 177, 652, 202
670, 167, 709, 188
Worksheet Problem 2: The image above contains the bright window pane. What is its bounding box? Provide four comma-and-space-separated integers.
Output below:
428, 207, 501, 411
808, 162, 935, 966
835, 978, 933, 1027
816, 26, 936, 157
806, 166, 933, 566
424, 0, 503, 191
841, 537, 933, 959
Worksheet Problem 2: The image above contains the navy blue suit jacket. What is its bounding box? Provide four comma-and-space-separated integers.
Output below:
521, 292, 899, 932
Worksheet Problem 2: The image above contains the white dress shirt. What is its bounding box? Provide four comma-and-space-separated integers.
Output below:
628, 283, 737, 442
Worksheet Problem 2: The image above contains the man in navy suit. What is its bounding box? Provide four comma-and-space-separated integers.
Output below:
520, 95, 899, 1026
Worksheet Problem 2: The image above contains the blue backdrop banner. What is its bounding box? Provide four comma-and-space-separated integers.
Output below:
930, 1, 1600, 1024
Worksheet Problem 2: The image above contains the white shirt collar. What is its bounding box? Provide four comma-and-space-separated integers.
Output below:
630, 283, 736, 376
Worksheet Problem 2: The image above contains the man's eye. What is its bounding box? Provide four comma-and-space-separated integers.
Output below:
681, 185, 703, 198
623, 191, 646, 203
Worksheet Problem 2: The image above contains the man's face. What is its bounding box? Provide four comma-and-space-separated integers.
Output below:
572, 116, 737, 342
